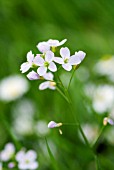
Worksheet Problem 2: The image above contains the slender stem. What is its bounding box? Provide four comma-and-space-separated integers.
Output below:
56, 87, 70, 103
92, 125, 106, 150
67, 68, 76, 90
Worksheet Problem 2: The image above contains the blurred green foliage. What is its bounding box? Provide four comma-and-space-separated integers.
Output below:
1, 0, 114, 170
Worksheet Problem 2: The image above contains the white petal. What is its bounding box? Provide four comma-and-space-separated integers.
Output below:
34, 56, 44, 66
69, 55, 81, 65
58, 39, 67, 46
26, 150, 37, 161
48, 62, 57, 72
18, 162, 28, 170
20, 62, 31, 73
37, 66, 47, 76
27, 71, 39, 80
45, 51, 54, 62
47, 39, 59, 46
37, 42, 50, 53
54, 57, 64, 64
43, 72, 54, 81
60, 47, 70, 59
48, 121, 58, 128
62, 63, 72, 71
27, 51, 34, 63
49, 85, 56, 90
28, 162, 39, 169
39, 81, 50, 90
75, 51, 86, 61
16, 150, 25, 162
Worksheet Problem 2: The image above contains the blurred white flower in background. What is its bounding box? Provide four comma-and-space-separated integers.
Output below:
80, 124, 98, 143
94, 56, 114, 82
16, 150, 38, 170
84, 84, 114, 114
12, 99, 35, 136
0, 75, 29, 102
35, 120, 49, 136
0, 143, 15, 161
92, 85, 114, 114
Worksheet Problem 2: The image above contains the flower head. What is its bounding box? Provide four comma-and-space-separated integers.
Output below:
37, 39, 67, 53
20, 51, 35, 73
34, 51, 57, 76
54, 47, 81, 71
48, 121, 62, 128
0, 75, 29, 102
16, 150, 38, 170
0, 143, 15, 161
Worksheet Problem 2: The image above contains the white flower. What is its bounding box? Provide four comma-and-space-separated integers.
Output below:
27, 71, 40, 80
48, 121, 62, 128
0, 143, 15, 161
20, 51, 35, 73
0, 75, 29, 102
39, 72, 56, 90
16, 150, 38, 170
37, 39, 67, 53
94, 57, 114, 82
34, 51, 57, 76
54, 47, 81, 71
92, 85, 114, 113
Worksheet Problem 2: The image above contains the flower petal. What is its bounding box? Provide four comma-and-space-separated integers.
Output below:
34, 56, 44, 66
39, 81, 50, 90
58, 39, 67, 46
47, 39, 59, 46
69, 55, 81, 65
20, 62, 31, 73
27, 71, 40, 80
75, 51, 86, 61
26, 150, 37, 161
37, 66, 47, 76
27, 51, 34, 63
28, 162, 39, 169
48, 62, 57, 72
62, 63, 72, 71
60, 47, 70, 59
43, 72, 54, 81
54, 57, 64, 64
45, 51, 54, 62
36, 42, 50, 53
48, 121, 58, 128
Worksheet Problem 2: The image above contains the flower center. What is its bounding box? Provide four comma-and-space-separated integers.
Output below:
44, 62, 49, 67
64, 58, 69, 63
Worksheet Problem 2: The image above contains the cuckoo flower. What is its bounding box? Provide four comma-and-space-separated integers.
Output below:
48, 121, 62, 128
37, 39, 67, 53
34, 51, 57, 76
16, 150, 38, 170
39, 72, 56, 90
20, 51, 35, 73
54, 47, 81, 71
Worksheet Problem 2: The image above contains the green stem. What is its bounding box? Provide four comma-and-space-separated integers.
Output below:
92, 125, 106, 151
67, 68, 76, 90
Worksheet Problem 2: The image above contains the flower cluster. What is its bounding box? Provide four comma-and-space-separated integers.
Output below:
20, 39, 86, 90
0, 143, 38, 170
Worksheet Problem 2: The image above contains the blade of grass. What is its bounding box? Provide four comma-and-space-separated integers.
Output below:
45, 137, 59, 170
